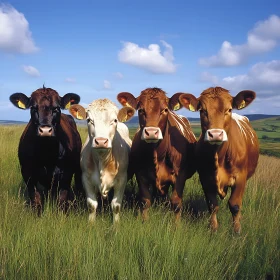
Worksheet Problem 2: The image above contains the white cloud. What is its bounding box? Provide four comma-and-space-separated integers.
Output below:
23, 65, 40, 77
0, 4, 38, 54
103, 80, 111, 89
221, 60, 280, 95
65, 77, 76, 83
199, 15, 280, 67
118, 40, 177, 74
114, 72, 124, 79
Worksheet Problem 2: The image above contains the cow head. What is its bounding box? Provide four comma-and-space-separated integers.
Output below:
10, 87, 80, 137
69, 99, 134, 150
117, 87, 182, 143
179, 87, 256, 145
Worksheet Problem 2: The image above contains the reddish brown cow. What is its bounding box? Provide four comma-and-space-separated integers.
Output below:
10, 86, 83, 215
179, 87, 259, 233
117, 87, 196, 220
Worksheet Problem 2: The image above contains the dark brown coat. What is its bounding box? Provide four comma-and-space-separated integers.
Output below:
10, 87, 83, 214
117, 87, 196, 220
179, 87, 259, 233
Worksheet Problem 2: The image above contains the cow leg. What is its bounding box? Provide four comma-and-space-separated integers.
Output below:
57, 169, 74, 212
111, 186, 125, 224
170, 185, 183, 222
138, 176, 152, 221
87, 192, 98, 223
22, 168, 43, 216
202, 186, 219, 232
228, 181, 245, 234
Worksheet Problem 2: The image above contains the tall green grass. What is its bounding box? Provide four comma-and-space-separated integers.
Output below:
0, 125, 279, 279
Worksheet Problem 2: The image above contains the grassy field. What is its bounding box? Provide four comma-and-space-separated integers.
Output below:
0, 125, 280, 279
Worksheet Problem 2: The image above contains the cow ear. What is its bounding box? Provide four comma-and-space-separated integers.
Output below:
117, 92, 137, 109
69, 104, 86, 120
10, 93, 30, 110
179, 93, 199, 112
61, 93, 80, 109
117, 106, 135, 122
169, 92, 185, 111
233, 90, 256, 110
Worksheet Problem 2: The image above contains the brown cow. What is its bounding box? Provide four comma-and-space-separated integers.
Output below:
117, 87, 197, 221
179, 87, 259, 233
9, 86, 83, 215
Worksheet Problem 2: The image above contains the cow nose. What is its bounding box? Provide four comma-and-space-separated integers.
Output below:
38, 125, 53, 137
141, 126, 163, 143
94, 137, 109, 148
205, 129, 226, 143
144, 127, 159, 139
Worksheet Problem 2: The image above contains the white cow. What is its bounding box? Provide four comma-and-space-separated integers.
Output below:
69, 99, 134, 223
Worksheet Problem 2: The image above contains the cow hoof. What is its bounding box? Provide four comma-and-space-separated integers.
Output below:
233, 224, 241, 234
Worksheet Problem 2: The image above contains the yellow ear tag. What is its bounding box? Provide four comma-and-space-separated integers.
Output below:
76, 111, 84, 120
189, 104, 196, 112
238, 100, 246, 109
17, 100, 26, 109
173, 103, 180, 111
65, 101, 71, 109
125, 102, 133, 108
120, 116, 127, 122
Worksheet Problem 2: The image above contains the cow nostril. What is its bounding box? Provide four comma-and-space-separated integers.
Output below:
39, 127, 43, 133
95, 139, 99, 145
104, 139, 108, 145
208, 131, 213, 138
144, 129, 149, 136
48, 128, 52, 133
219, 131, 223, 137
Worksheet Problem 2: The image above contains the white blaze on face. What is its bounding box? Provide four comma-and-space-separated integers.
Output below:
232, 113, 255, 144
86, 99, 119, 149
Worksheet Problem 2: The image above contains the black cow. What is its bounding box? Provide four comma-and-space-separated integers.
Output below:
10, 86, 83, 215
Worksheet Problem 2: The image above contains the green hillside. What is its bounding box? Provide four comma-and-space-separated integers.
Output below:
128, 117, 280, 158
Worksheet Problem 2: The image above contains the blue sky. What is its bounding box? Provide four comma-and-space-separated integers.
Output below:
0, 0, 280, 121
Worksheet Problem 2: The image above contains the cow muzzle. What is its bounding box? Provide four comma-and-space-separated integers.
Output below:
204, 129, 228, 145
141, 127, 163, 143
93, 137, 110, 149
38, 125, 54, 137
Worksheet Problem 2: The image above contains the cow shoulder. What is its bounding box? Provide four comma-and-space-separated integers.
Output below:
59, 113, 82, 151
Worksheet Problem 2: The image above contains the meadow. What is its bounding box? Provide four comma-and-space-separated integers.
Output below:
0, 124, 279, 279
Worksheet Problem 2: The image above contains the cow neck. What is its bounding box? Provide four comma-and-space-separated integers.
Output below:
155, 121, 169, 162
91, 138, 116, 168
168, 111, 196, 143
198, 133, 229, 167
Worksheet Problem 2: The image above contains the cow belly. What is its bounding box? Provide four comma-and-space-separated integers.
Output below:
157, 163, 176, 191
216, 168, 235, 198
85, 167, 118, 197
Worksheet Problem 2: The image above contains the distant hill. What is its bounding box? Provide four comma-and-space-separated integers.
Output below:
125, 114, 280, 125
0, 114, 279, 126
244, 114, 279, 121
0, 120, 27, 125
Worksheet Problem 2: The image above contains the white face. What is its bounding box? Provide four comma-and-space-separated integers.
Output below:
86, 104, 119, 149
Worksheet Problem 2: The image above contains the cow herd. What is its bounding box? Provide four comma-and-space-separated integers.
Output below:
9, 85, 259, 233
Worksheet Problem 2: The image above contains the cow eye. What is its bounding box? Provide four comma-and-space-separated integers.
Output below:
228, 108, 232, 113
53, 107, 60, 113
87, 118, 94, 125
161, 108, 168, 114
114, 119, 118, 123
200, 109, 207, 115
